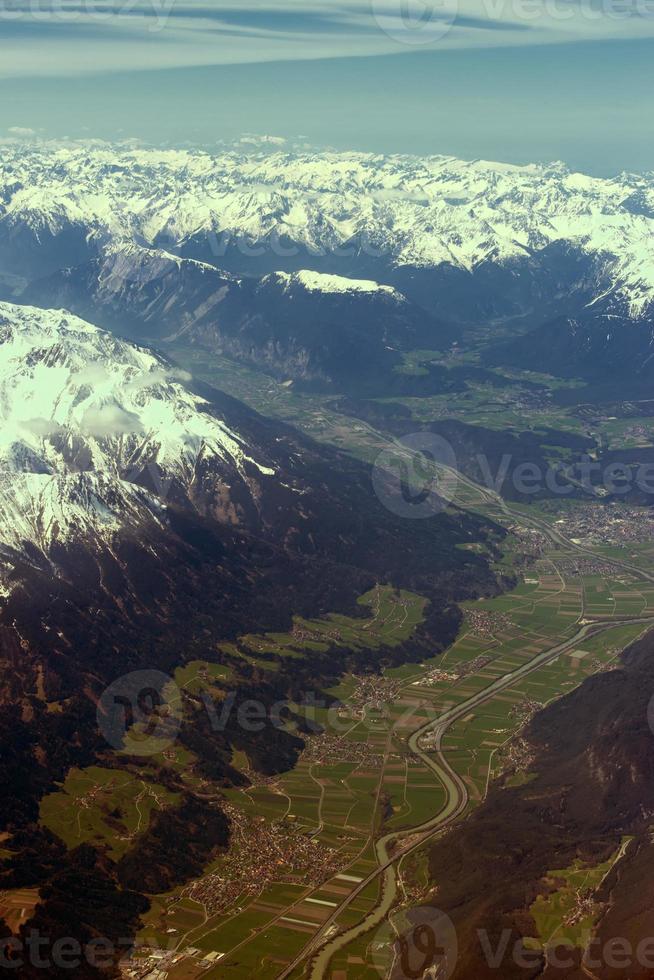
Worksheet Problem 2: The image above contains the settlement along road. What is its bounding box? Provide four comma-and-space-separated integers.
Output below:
276, 614, 654, 979
278, 456, 654, 979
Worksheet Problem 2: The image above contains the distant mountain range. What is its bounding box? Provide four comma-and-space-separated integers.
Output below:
2, 142, 654, 383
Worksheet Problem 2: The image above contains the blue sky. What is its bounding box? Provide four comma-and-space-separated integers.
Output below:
1, 1, 653, 173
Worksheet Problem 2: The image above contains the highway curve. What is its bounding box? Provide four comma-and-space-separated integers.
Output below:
277, 460, 654, 980
275, 616, 653, 980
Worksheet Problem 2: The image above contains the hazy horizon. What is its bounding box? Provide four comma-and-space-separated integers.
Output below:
1, 1, 654, 176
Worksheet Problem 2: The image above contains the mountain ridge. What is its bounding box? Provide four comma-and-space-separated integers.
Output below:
22, 241, 448, 386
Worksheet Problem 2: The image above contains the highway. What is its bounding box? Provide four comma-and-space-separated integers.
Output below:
277, 616, 652, 980
278, 455, 654, 979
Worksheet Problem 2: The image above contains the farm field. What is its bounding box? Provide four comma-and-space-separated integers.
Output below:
232, 586, 428, 667
269, 532, 654, 976
0, 887, 40, 934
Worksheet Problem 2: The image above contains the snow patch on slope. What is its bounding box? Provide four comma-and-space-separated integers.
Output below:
267, 269, 402, 298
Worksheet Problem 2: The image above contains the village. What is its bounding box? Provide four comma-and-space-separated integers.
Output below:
181, 804, 341, 917
552, 504, 654, 546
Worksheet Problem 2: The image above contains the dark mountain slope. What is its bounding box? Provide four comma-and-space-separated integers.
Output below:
487, 310, 654, 383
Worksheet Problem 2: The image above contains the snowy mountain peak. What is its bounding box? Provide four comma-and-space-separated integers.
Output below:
0, 303, 275, 567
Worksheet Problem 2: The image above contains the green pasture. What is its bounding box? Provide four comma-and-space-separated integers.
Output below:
40, 766, 179, 860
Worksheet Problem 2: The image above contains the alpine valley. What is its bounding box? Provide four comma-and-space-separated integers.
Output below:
3, 140, 654, 980
0, 298, 502, 978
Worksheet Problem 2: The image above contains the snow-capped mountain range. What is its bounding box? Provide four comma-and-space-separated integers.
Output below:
1, 141, 654, 326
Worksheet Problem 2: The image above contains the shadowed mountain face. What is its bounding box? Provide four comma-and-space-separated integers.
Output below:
488, 310, 654, 384
424, 627, 654, 980
0, 301, 500, 666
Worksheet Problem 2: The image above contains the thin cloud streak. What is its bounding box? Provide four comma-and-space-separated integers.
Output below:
1, 0, 654, 77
